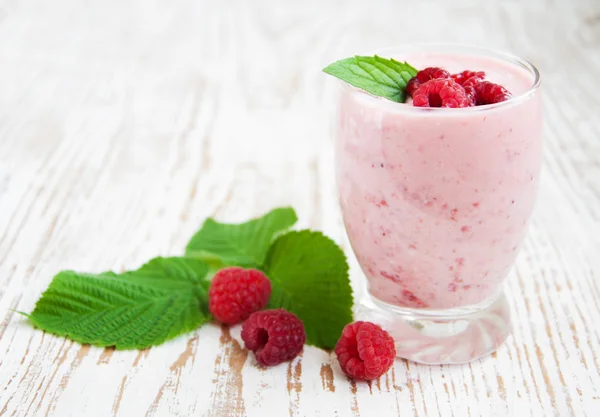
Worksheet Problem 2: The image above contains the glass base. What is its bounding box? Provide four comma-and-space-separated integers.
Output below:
354, 291, 511, 365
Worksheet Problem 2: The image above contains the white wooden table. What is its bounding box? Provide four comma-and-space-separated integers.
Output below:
1, 0, 599, 415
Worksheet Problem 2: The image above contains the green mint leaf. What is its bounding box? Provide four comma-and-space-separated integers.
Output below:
264, 230, 353, 349
185, 207, 298, 268
323, 55, 418, 102
27, 257, 210, 350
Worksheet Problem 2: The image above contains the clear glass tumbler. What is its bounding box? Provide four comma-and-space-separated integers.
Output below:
335, 44, 542, 364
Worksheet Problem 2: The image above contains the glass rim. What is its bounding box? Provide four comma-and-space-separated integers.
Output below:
339, 43, 541, 113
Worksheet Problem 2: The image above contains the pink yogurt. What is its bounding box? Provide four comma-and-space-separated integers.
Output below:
336, 48, 542, 310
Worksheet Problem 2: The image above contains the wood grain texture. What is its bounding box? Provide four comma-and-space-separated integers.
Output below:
0, 0, 599, 415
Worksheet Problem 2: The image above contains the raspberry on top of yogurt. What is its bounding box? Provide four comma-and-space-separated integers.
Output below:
407, 66, 512, 107
323, 55, 511, 108
406, 66, 451, 96
323, 55, 513, 107
412, 78, 472, 108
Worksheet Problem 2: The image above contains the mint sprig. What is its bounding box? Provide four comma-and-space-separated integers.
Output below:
26, 207, 354, 351
25, 257, 210, 350
323, 55, 418, 102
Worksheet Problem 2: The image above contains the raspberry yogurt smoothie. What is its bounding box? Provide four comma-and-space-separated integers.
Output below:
335, 45, 542, 364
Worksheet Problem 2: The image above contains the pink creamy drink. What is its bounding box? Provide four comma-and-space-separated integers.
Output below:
335, 45, 542, 363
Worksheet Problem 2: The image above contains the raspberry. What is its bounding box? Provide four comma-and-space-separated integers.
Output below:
209, 267, 271, 325
416, 67, 451, 83
406, 77, 421, 97
475, 81, 512, 105
462, 76, 483, 88
406, 67, 451, 97
451, 70, 485, 86
463, 84, 477, 106
335, 321, 396, 381
412, 79, 471, 108
241, 309, 306, 366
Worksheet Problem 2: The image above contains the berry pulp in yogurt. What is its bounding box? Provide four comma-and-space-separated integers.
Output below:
336, 50, 542, 310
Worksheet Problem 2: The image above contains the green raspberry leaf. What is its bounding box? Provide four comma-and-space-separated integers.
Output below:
185, 207, 298, 268
26, 257, 210, 350
264, 230, 353, 349
323, 55, 418, 102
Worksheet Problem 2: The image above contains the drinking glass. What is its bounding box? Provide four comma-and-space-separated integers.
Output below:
335, 44, 542, 364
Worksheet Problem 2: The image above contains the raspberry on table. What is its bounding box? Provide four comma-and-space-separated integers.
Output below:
241, 309, 306, 366
406, 67, 451, 97
209, 267, 271, 325
412, 79, 471, 108
451, 70, 485, 86
335, 321, 396, 381
475, 81, 512, 105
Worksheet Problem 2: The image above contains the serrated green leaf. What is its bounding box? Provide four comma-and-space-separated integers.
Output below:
185, 207, 298, 268
323, 55, 418, 102
27, 257, 210, 350
264, 230, 353, 349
